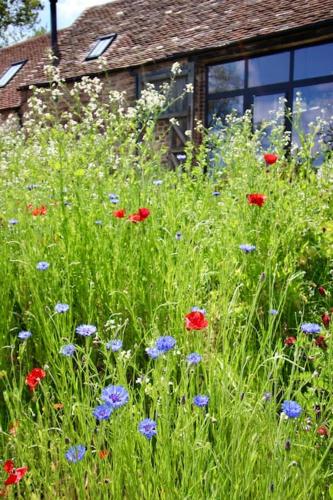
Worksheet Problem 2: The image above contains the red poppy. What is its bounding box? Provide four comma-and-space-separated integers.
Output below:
25, 367, 46, 391
31, 205, 47, 216
113, 209, 126, 218
318, 286, 326, 296
3, 461, 14, 474
98, 450, 109, 459
4, 467, 28, 486
185, 311, 208, 330
317, 425, 329, 437
322, 313, 330, 328
128, 207, 150, 223
246, 194, 267, 207
284, 336, 297, 347
314, 335, 328, 350
264, 153, 278, 165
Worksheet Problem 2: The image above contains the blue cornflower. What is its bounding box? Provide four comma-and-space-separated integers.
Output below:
101, 385, 129, 409
301, 323, 321, 335
239, 244, 256, 253
75, 324, 97, 337
55, 303, 69, 314
18, 330, 32, 340
192, 306, 206, 315
36, 261, 49, 271
269, 309, 278, 315
95, 220, 103, 225
212, 191, 221, 196
93, 404, 113, 421
109, 193, 119, 204
27, 184, 39, 191
281, 400, 302, 418
175, 232, 182, 240
145, 347, 161, 359
65, 445, 86, 463
106, 339, 123, 352
176, 153, 186, 161
263, 392, 272, 402
186, 352, 202, 365
193, 395, 209, 407
60, 344, 76, 357
153, 180, 163, 186
138, 418, 157, 439
8, 218, 18, 225
155, 336, 176, 353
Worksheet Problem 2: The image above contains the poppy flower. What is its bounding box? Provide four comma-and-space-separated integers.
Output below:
284, 336, 297, 347
25, 367, 46, 391
4, 467, 28, 486
322, 313, 330, 328
317, 425, 329, 437
185, 311, 208, 330
53, 403, 64, 410
3, 461, 14, 474
318, 286, 326, 296
263, 153, 278, 165
128, 208, 150, 223
314, 335, 328, 350
31, 205, 47, 216
113, 209, 126, 218
246, 193, 267, 207
98, 450, 109, 459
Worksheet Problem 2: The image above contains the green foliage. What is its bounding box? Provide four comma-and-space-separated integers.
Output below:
0, 0, 43, 46
0, 79, 332, 499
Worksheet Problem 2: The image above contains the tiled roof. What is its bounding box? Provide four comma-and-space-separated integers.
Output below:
0, 34, 49, 110
25, 0, 333, 85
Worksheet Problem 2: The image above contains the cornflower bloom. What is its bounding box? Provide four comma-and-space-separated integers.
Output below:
301, 323, 321, 335
193, 395, 209, 407
65, 445, 86, 463
186, 352, 202, 365
93, 404, 113, 421
36, 261, 49, 271
138, 418, 157, 439
18, 330, 32, 340
155, 336, 176, 352
281, 400, 302, 418
101, 385, 129, 409
60, 344, 76, 357
75, 324, 97, 337
55, 303, 69, 313
106, 339, 123, 352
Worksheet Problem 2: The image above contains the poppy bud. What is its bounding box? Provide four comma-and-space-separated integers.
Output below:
322, 313, 330, 328
284, 336, 296, 346
318, 286, 326, 296
317, 425, 329, 437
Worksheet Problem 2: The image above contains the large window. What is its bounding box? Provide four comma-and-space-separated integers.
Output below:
207, 40, 333, 143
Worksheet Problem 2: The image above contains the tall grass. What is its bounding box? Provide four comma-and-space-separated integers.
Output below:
0, 74, 333, 499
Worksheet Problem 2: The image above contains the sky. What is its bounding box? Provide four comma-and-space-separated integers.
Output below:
39, 0, 113, 30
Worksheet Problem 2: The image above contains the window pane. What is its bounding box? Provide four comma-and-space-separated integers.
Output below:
0, 62, 24, 88
292, 83, 333, 161
207, 95, 243, 127
208, 61, 245, 93
293, 83, 333, 133
86, 36, 114, 59
253, 93, 285, 127
294, 42, 333, 80
253, 93, 285, 149
248, 52, 289, 87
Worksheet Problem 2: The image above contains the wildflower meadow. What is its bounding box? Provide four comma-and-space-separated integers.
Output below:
0, 65, 333, 499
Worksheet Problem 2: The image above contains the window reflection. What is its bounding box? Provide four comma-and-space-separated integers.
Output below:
208, 61, 244, 93
248, 52, 289, 87
293, 82, 333, 134
294, 42, 333, 80
253, 93, 285, 148
207, 96, 243, 128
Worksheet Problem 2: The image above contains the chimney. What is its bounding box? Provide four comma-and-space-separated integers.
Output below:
49, 0, 59, 62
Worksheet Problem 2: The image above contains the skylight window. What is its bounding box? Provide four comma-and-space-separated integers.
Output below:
0, 61, 25, 88
85, 34, 117, 61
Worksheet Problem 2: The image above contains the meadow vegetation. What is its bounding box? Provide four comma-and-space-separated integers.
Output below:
0, 66, 333, 499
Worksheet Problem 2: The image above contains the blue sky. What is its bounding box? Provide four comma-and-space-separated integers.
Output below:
39, 0, 113, 30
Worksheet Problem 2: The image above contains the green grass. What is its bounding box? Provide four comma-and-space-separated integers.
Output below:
0, 87, 333, 499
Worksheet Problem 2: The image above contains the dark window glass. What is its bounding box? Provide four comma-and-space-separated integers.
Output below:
294, 42, 333, 80
248, 52, 289, 87
207, 95, 243, 127
208, 61, 245, 93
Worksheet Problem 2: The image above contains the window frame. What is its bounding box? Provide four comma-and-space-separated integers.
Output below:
205, 39, 333, 128
85, 33, 117, 61
0, 60, 26, 88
